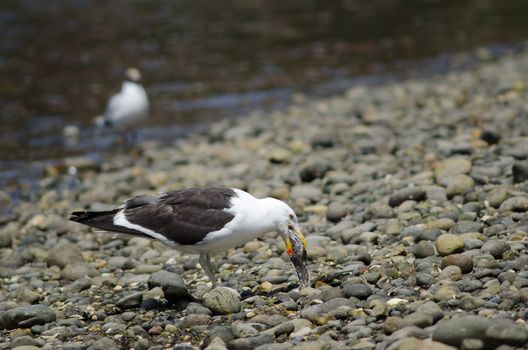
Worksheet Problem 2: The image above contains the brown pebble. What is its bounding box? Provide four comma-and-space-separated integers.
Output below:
441, 253, 474, 274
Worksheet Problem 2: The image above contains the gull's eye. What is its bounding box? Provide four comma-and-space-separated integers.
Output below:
289, 214, 294, 220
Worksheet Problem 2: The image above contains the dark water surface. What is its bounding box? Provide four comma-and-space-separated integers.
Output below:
1, 0, 528, 190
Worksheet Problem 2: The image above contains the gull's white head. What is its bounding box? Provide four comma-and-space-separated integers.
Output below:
262, 197, 310, 287
126, 67, 142, 82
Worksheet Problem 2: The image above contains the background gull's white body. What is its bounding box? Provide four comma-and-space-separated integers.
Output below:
104, 80, 149, 130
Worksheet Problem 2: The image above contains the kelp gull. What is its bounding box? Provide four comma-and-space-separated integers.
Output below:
98, 67, 149, 131
70, 187, 310, 287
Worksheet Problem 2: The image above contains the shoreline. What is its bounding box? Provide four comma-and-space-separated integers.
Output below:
1, 47, 528, 348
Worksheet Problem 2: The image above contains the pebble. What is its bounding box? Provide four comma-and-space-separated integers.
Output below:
512, 161, 528, 183
480, 240, 510, 258
47, 240, 84, 268
499, 196, 528, 212
436, 234, 465, 256
116, 292, 143, 309
485, 320, 528, 346
435, 157, 472, 185
342, 284, 373, 299
432, 316, 492, 347
389, 187, 427, 207
0, 305, 56, 330
446, 174, 475, 197
203, 287, 241, 315
440, 253, 473, 273
412, 241, 435, 258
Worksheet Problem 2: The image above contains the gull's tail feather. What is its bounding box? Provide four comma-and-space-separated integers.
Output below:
70, 210, 141, 236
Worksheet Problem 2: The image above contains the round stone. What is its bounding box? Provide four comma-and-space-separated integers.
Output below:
436, 234, 465, 256
203, 287, 241, 315
441, 253, 473, 274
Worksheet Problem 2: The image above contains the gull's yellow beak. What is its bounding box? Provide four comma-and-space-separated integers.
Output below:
286, 225, 310, 288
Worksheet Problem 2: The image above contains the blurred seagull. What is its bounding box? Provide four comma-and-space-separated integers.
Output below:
69, 187, 310, 288
96, 67, 149, 132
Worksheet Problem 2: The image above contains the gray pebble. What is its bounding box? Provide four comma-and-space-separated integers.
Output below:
116, 292, 143, 309
432, 316, 492, 347
412, 241, 435, 258
389, 187, 426, 207
0, 304, 56, 330
47, 241, 84, 268
342, 284, 373, 299
480, 240, 510, 258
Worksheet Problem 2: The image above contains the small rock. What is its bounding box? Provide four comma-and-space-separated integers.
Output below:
441, 254, 473, 273
486, 185, 512, 208
459, 295, 485, 311
290, 185, 322, 202
389, 187, 427, 207
432, 316, 492, 347
452, 221, 483, 234
412, 241, 435, 258
228, 333, 274, 350
299, 158, 333, 182
47, 241, 84, 268
342, 284, 373, 299
61, 263, 92, 281
86, 338, 119, 350
204, 337, 228, 350
148, 270, 191, 301
326, 202, 349, 222
17, 288, 42, 304
480, 129, 501, 145
480, 240, 510, 258
0, 305, 56, 330
116, 292, 143, 309
433, 284, 459, 302
203, 287, 241, 315
447, 174, 475, 197
182, 314, 211, 328
404, 312, 434, 328
485, 320, 528, 347
499, 196, 528, 212
435, 157, 472, 185
436, 234, 465, 256
512, 161, 528, 183
383, 316, 407, 334
231, 322, 259, 338
268, 148, 292, 164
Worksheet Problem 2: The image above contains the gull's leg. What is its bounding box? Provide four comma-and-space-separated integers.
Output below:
199, 253, 217, 287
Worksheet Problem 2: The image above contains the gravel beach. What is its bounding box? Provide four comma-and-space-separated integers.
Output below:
1, 47, 528, 349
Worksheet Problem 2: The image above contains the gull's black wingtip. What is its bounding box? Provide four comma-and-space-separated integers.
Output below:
69, 211, 86, 223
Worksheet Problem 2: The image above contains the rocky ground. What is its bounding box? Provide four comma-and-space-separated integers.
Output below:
1, 47, 528, 350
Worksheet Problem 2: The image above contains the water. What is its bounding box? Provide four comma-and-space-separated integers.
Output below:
1, 0, 528, 191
